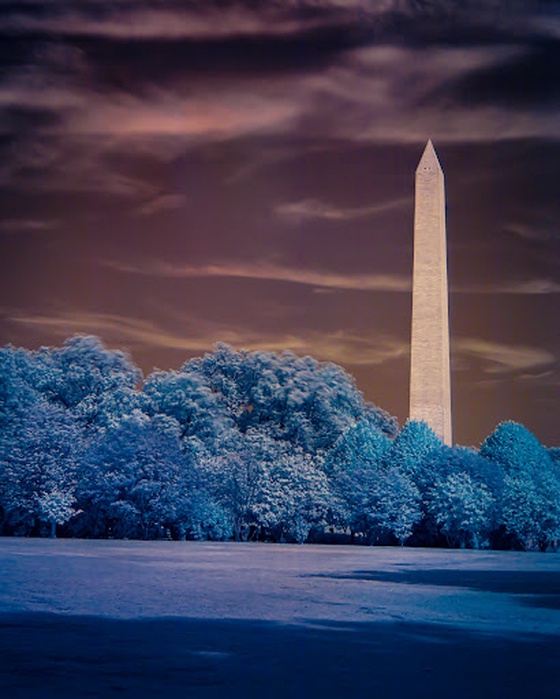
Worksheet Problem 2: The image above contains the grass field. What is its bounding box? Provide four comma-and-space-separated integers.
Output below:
0, 539, 559, 697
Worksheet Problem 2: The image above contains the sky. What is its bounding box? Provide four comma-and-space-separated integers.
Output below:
0, 0, 559, 447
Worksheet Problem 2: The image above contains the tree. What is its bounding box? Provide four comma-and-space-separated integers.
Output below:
500, 472, 560, 551
428, 472, 494, 548
417, 445, 503, 546
326, 420, 414, 542
0, 402, 81, 536
382, 420, 443, 479
370, 467, 422, 545
143, 369, 233, 454
181, 344, 397, 453
332, 462, 420, 545
548, 447, 560, 466
326, 421, 421, 544
38, 491, 77, 539
75, 411, 190, 539
200, 451, 263, 542
195, 428, 335, 543
259, 450, 333, 543
176, 490, 232, 542
481, 421, 546, 476
324, 419, 391, 476
196, 429, 283, 541
1, 336, 142, 434
481, 421, 560, 550
27, 336, 140, 424
0, 346, 43, 431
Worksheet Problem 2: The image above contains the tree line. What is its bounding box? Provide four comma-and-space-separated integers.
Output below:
1, 336, 559, 550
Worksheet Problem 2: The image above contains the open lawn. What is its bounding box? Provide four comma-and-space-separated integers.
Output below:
0, 539, 559, 697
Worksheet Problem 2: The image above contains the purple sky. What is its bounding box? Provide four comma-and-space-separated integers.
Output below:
1, 1, 559, 446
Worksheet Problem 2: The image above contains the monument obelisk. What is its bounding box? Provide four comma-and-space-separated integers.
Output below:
409, 140, 452, 445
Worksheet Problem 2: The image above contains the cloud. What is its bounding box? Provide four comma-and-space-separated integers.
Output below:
457, 279, 560, 295
104, 257, 560, 297
2, 7, 557, 140
1, 3, 558, 210
0, 2, 421, 43
306, 44, 560, 143
133, 194, 187, 217
7, 309, 407, 367
275, 196, 410, 222
8, 309, 555, 376
310, 331, 408, 366
504, 218, 560, 243
455, 337, 555, 374
0, 4, 344, 41
498, 280, 560, 295
7, 311, 216, 354
60, 42, 555, 150
444, 43, 560, 110
73, 89, 302, 139
0, 135, 159, 197
0, 218, 58, 232
2, 2, 554, 44
0, 78, 302, 142
517, 370, 556, 382
104, 259, 412, 293
1, 2, 559, 205
225, 144, 326, 185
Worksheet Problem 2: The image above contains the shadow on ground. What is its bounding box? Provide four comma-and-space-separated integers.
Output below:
1, 612, 558, 698
315, 569, 560, 610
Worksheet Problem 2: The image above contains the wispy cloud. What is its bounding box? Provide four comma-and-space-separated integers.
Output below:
103, 259, 412, 293
504, 217, 560, 243
517, 370, 556, 382
0, 218, 59, 232
307, 44, 560, 143
71, 89, 302, 139
0, 137, 158, 197
2, 2, 555, 43
8, 311, 217, 354
2, 28, 558, 153
458, 279, 560, 295
133, 194, 187, 217
104, 258, 560, 297
9, 310, 554, 375
0, 4, 344, 41
498, 280, 560, 295
1, 7, 558, 206
7, 310, 408, 367
275, 196, 410, 222
455, 337, 555, 374
67, 47, 560, 145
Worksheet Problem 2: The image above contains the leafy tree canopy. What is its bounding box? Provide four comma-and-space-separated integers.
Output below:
1, 336, 557, 550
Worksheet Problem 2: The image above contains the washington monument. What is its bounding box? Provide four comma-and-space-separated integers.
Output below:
409, 140, 452, 445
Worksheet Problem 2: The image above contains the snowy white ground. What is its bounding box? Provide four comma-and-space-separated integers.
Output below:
0, 540, 559, 697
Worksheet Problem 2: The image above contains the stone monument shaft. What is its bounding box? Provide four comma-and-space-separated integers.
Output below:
409, 140, 452, 445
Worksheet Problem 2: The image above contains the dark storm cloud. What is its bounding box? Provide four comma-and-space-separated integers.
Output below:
1, 1, 558, 162
2, 0, 558, 224
1, 1, 556, 42
436, 42, 560, 110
